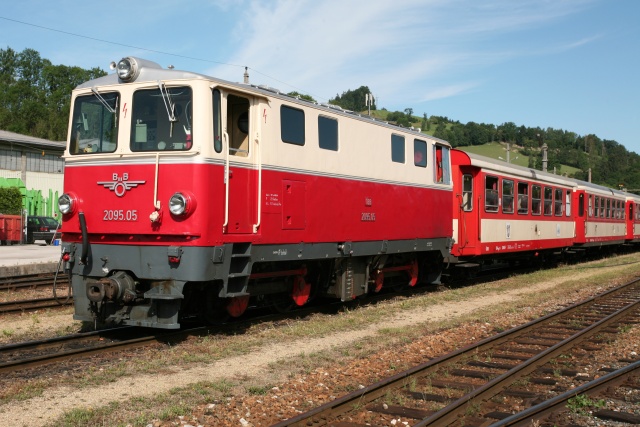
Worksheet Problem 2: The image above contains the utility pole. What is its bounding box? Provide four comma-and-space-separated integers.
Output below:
365, 93, 373, 116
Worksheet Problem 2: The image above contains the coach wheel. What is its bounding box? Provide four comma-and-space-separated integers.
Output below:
292, 275, 311, 306
226, 295, 250, 318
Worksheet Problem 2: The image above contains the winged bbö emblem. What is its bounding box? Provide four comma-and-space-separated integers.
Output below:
98, 173, 146, 197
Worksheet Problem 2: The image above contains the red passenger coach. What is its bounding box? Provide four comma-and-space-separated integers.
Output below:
449, 150, 575, 265
626, 194, 640, 243
572, 181, 627, 248
59, 57, 453, 329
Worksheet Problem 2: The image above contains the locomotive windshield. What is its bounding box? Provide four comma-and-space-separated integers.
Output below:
69, 91, 119, 155
130, 85, 193, 152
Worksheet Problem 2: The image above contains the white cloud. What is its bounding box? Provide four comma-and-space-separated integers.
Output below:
208, 0, 598, 105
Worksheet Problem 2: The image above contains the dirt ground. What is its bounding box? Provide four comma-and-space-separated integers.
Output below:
1, 255, 639, 426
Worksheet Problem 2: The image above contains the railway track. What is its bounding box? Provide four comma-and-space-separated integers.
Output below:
0, 296, 72, 314
272, 277, 640, 427
0, 272, 68, 291
0, 326, 197, 375
492, 360, 640, 426
0, 271, 72, 313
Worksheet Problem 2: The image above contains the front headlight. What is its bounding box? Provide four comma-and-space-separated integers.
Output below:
58, 193, 74, 214
168, 191, 197, 216
169, 193, 187, 215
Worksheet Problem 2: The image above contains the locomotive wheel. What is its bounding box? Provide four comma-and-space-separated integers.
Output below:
201, 287, 230, 324
372, 270, 384, 293
292, 275, 311, 306
408, 259, 419, 287
226, 295, 250, 318
270, 294, 295, 313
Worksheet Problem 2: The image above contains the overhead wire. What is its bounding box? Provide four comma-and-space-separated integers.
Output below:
0, 16, 326, 102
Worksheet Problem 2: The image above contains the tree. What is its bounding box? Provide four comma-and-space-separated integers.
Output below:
0, 187, 23, 214
0, 47, 107, 140
287, 91, 316, 103
329, 86, 375, 111
422, 113, 430, 131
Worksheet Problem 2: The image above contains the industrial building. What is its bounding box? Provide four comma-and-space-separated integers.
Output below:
0, 129, 65, 216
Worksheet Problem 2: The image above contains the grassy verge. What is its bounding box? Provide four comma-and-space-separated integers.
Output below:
24, 252, 640, 426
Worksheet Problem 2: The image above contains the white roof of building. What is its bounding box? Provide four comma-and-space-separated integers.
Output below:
0, 129, 65, 151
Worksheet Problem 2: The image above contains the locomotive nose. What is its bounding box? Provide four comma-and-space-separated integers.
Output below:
86, 272, 137, 303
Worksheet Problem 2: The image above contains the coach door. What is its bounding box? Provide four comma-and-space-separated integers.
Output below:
457, 172, 476, 250
216, 89, 261, 234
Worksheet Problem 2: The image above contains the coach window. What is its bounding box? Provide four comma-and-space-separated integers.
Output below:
462, 174, 473, 211
543, 187, 553, 215
502, 179, 514, 214
554, 188, 563, 216
606, 198, 611, 218
414, 139, 427, 167
565, 190, 572, 216
532, 185, 541, 215
517, 182, 529, 214
318, 115, 338, 151
485, 176, 499, 212
70, 92, 119, 154
391, 134, 405, 163
434, 145, 451, 184
618, 200, 623, 219
212, 89, 222, 153
281, 105, 305, 146
595, 196, 600, 217
600, 197, 605, 218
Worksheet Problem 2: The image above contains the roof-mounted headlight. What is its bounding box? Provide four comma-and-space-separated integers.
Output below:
116, 57, 138, 82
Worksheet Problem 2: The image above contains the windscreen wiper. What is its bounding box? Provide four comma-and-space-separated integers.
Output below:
158, 81, 178, 137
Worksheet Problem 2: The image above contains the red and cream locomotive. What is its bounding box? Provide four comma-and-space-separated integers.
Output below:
58, 57, 453, 329
59, 57, 639, 329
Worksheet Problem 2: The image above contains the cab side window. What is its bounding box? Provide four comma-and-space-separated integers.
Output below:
228, 94, 250, 156
212, 89, 222, 153
434, 145, 451, 184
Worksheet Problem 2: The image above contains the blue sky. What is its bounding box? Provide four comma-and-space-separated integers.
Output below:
1, 0, 638, 153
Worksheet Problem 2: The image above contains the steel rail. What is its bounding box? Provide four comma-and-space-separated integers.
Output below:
415, 293, 640, 426
491, 360, 640, 426
271, 277, 640, 427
